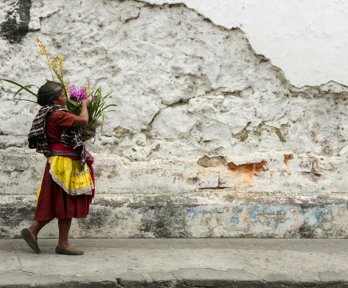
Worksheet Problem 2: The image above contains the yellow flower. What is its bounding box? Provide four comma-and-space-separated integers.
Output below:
83, 83, 90, 94
46, 55, 65, 75
55, 55, 64, 72
35, 37, 49, 56
46, 59, 53, 66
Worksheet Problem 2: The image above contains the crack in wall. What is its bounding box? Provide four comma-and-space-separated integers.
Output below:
232, 121, 251, 142
121, 8, 141, 24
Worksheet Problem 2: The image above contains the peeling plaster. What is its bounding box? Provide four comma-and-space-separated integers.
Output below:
143, 0, 348, 87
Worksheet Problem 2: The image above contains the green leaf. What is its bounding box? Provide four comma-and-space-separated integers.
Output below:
100, 104, 117, 111
0, 78, 37, 96
13, 98, 37, 103
67, 99, 80, 107
13, 84, 39, 99
52, 68, 67, 96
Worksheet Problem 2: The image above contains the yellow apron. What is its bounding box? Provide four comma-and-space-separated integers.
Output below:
37, 156, 94, 199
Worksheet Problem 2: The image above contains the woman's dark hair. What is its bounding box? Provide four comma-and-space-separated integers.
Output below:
37, 81, 64, 106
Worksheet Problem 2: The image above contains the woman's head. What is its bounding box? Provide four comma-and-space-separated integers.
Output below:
37, 81, 65, 106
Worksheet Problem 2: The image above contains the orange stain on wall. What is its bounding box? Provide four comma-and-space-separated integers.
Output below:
227, 160, 267, 185
283, 154, 294, 166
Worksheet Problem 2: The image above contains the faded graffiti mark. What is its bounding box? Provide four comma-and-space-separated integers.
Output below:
299, 160, 312, 172
230, 216, 239, 225
299, 159, 321, 178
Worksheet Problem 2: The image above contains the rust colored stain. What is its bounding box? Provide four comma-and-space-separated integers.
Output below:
227, 160, 267, 186
228, 160, 267, 175
284, 154, 294, 165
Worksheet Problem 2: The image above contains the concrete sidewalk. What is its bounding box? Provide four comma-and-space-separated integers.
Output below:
0, 239, 347, 287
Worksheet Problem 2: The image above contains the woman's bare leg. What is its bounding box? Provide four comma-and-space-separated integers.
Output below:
29, 220, 52, 240
56, 218, 83, 254
57, 218, 72, 249
21, 219, 52, 253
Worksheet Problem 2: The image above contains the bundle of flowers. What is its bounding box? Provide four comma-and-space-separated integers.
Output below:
1, 37, 116, 140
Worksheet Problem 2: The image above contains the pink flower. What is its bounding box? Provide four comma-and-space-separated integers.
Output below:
69, 84, 88, 101
79, 87, 88, 100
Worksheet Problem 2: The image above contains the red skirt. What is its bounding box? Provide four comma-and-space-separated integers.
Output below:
34, 161, 93, 221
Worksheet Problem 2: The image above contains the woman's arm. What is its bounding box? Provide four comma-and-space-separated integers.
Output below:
72, 99, 89, 127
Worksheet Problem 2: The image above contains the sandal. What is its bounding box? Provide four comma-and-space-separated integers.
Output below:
21, 228, 40, 253
55, 246, 84, 255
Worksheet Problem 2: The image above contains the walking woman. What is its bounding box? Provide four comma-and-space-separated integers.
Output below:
21, 81, 95, 255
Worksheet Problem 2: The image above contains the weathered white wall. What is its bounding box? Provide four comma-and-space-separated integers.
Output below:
0, 0, 347, 238
146, 0, 348, 87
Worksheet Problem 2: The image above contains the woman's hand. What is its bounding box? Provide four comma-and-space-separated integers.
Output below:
72, 99, 90, 127
81, 99, 91, 108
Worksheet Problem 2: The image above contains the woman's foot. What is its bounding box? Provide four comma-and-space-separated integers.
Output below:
21, 228, 40, 253
55, 245, 84, 255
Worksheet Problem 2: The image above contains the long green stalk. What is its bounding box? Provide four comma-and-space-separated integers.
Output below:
0, 78, 37, 97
